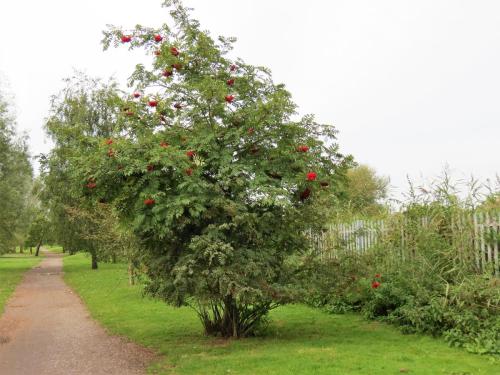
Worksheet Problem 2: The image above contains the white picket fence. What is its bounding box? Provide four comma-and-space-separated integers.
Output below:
311, 211, 500, 274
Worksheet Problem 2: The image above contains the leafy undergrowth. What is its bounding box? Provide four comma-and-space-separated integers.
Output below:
63, 253, 498, 375
0, 252, 42, 313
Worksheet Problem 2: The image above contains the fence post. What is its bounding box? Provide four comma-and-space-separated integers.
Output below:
495, 213, 499, 276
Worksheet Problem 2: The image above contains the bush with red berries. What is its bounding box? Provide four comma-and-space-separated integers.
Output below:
63, 0, 353, 337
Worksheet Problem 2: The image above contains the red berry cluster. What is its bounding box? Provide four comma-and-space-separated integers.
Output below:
306, 172, 317, 181
144, 198, 155, 206
86, 177, 96, 189
371, 274, 382, 289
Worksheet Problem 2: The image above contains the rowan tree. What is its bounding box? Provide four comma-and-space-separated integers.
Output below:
54, 0, 352, 337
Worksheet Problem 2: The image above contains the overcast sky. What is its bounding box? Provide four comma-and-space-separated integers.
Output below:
0, 0, 499, 197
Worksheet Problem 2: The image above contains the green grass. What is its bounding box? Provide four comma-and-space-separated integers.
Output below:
44, 245, 64, 254
0, 252, 42, 313
63, 253, 498, 375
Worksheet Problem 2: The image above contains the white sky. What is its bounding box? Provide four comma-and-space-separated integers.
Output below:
0, 0, 499, 197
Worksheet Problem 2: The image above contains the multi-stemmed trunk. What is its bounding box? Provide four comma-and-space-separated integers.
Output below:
198, 297, 274, 338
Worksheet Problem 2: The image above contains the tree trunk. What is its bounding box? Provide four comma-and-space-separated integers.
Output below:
128, 261, 135, 285
199, 298, 272, 338
35, 241, 42, 257
62, 246, 66, 254
112, 253, 117, 264
29, 246, 33, 255
19, 244, 24, 254
90, 249, 98, 270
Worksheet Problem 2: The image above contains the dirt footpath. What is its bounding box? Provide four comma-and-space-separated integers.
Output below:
0, 251, 156, 375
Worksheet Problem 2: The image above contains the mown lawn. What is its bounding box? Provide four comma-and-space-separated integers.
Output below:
44, 245, 64, 254
63, 253, 498, 375
0, 252, 42, 313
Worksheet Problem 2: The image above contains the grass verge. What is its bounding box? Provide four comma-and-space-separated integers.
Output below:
0, 252, 42, 313
63, 253, 498, 375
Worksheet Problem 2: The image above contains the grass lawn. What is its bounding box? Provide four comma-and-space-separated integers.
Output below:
0, 251, 42, 313
44, 245, 64, 254
63, 253, 498, 375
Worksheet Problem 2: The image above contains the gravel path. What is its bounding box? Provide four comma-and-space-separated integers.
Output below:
0, 251, 156, 374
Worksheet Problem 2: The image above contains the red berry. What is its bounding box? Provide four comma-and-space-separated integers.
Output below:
170, 47, 179, 56
162, 69, 173, 77
154, 34, 163, 42
306, 172, 317, 181
300, 188, 311, 201
174, 103, 182, 109
126, 110, 134, 117
186, 150, 195, 158
227, 79, 235, 86
375, 273, 381, 278
185, 168, 193, 176
297, 145, 309, 152
371, 281, 381, 289
172, 63, 182, 70
121, 35, 132, 43
86, 182, 97, 189
144, 198, 155, 206
105, 139, 113, 145
248, 127, 255, 135
133, 92, 141, 98
160, 141, 169, 148
230, 64, 237, 71
154, 50, 161, 56
225, 95, 235, 103
148, 100, 158, 107
107, 149, 115, 157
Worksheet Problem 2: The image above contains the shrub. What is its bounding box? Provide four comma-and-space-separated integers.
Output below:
311, 174, 500, 354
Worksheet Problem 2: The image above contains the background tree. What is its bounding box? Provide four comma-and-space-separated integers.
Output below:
342, 164, 390, 216
0, 84, 33, 254
25, 209, 50, 257
41, 73, 119, 266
